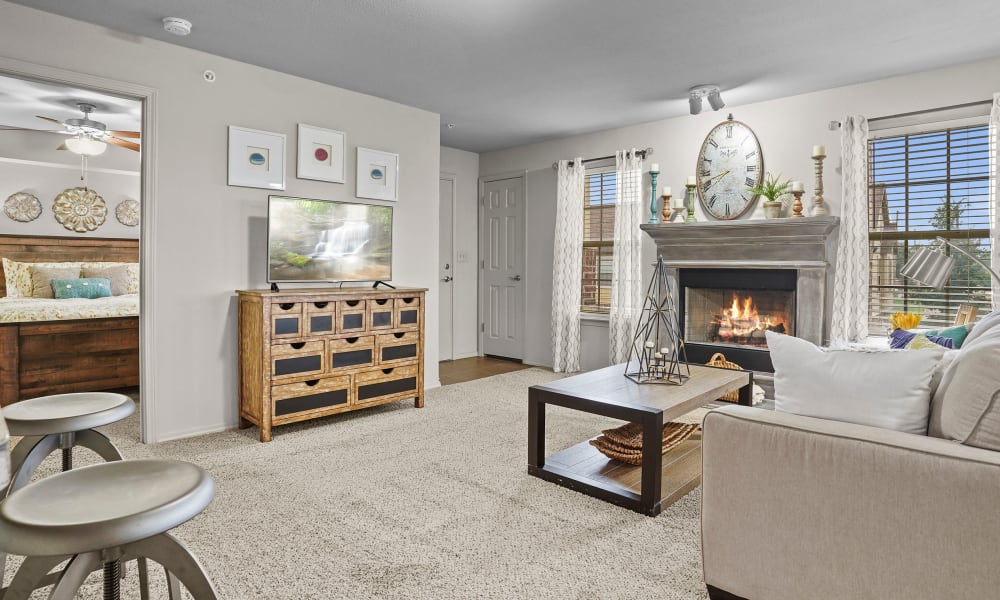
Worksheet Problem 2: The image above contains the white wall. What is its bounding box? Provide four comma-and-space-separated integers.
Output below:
0, 2, 441, 441
440, 146, 479, 359
478, 55, 1000, 370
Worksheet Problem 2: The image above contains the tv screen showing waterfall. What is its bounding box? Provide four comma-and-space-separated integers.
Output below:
267, 196, 393, 283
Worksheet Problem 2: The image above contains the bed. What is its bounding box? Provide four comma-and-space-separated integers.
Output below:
0, 235, 139, 407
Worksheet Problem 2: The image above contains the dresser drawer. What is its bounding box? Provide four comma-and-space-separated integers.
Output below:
337, 300, 367, 333
272, 375, 350, 417
376, 331, 421, 365
354, 363, 419, 405
271, 302, 303, 338
271, 340, 325, 380
394, 297, 420, 330
369, 297, 395, 330
305, 301, 337, 336
329, 335, 375, 371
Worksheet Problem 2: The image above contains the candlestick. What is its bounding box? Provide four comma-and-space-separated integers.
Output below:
648, 167, 661, 224
811, 152, 829, 217
791, 190, 805, 218
661, 194, 672, 220
685, 183, 697, 223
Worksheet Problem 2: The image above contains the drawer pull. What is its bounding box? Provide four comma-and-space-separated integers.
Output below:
305, 379, 320, 387
290, 342, 306, 350
375, 298, 389, 305
345, 300, 360, 307
393, 332, 405, 339
382, 368, 394, 375
278, 303, 295, 311
313, 302, 329, 309
346, 337, 359, 344
402, 297, 415, 304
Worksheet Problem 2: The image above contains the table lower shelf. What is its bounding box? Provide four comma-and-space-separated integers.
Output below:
529, 432, 702, 516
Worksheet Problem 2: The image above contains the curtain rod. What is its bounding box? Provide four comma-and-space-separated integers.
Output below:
551, 147, 654, 170
828, 100, 992, 129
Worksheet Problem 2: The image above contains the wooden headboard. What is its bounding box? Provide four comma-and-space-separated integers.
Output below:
0, 235, 139, 297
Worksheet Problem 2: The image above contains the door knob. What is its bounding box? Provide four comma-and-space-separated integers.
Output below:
442, 276, 453, 282
509, 275, 522, 281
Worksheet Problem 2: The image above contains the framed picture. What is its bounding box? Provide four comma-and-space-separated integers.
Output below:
297, 124, 345, 183
356, 147, 398, 202
228, 126, 286, 190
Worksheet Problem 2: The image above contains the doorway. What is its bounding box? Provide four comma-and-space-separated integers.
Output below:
479, 174, 526, 361
439, 174, 456, 361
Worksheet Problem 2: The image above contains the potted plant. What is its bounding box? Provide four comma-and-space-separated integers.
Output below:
750, 172, 791, 218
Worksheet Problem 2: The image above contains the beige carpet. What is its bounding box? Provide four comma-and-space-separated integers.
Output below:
4, 368, 711, 599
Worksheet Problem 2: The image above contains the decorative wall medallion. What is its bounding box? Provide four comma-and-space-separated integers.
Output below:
53, 187, 107, 233
4, 192, 42, 223
115, 198, 140, 227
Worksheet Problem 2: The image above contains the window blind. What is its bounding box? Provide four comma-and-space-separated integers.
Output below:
868, 123, 993, 332
581, 169, 616, 312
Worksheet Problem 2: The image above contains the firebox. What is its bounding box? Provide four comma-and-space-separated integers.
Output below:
678, 268, 797, 372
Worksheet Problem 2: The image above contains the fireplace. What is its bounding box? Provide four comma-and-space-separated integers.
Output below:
679, 268, 797, 372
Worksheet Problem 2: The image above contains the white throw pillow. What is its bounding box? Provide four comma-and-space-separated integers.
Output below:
767, 331, 944, 435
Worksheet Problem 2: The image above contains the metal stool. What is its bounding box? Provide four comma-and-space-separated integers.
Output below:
0, 459, 219, 599
3, 392, 134, 498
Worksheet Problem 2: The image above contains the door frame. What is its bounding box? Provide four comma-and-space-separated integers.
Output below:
0, 56, 159, 443
477, 170, 527, 359
439, 172, 457, 361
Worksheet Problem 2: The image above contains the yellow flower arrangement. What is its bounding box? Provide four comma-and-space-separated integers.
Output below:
890, 312, 922, 330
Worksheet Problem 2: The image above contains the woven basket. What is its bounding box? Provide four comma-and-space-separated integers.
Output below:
588, 422, 699, 466
706, 352, 743, 403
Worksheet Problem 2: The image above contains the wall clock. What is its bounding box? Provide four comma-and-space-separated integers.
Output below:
696, 115, 764, 220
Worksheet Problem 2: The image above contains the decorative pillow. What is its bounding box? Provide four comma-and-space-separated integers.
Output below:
962, 312, 1000, 348
767, 331, 945, 435
51, 278, 112, 300
922, 324, 973, 349
81, 265, 131, 296
80, 262, 139, 294
889, 328, 953, 349
929, 325, 1000, 451
29, 265, 81, 299
2, 259, 83, 298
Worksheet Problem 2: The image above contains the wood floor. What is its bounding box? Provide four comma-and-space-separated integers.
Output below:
439, 356, 531, 386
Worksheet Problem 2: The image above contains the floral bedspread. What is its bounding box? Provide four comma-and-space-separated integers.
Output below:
0, 293, 139, 323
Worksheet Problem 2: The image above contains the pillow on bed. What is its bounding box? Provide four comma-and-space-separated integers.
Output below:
51, 277, 112, 299
3, 259, 82, 298
81, 265, 131, 296
80, 262, 139, 294
30, 265, 81, 299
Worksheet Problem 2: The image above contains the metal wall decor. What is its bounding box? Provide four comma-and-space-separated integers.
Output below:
53, 187, 107, 233
4, 192, 42, 223
624, 255, 690, 385
115, 198, 140, 227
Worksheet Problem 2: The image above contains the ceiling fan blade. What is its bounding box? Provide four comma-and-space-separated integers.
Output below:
36, 115, 64, 125
0, 125, 72, 135
109, 130, 141, 138
106, 137, 141, 152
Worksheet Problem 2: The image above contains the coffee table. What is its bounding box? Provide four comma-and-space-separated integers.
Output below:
528, 362, 752, 516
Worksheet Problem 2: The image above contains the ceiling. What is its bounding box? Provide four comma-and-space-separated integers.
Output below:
0, 73, 142, 132
9, 0, 1000, 153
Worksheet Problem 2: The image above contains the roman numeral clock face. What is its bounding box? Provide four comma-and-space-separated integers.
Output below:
696, 119, 764, 220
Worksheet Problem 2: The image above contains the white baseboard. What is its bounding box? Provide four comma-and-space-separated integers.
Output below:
153, 422, 230, 443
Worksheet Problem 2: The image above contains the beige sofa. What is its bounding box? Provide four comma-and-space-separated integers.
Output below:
701, 313, 1000, 600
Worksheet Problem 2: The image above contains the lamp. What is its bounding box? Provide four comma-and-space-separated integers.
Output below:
900, 236, 1000, 290
64, 136, 107, 157
688, 85, 724, 115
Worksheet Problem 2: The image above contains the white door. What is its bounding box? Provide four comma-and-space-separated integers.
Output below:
439, 176, 455, 361
481, 176, 525, 360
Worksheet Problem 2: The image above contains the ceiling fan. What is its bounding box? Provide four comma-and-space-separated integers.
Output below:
1, 102, 140, 155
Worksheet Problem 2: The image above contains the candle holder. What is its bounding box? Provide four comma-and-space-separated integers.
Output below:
811, 152, 828, 216
661, 194, 671, 220
791, 190, 805, 218
648, 168, 660, 224
684, 183, 697, 223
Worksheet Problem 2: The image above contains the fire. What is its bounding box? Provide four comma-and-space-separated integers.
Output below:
715, 292, 788, 347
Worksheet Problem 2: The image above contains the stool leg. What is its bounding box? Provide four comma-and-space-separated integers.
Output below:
138, 557, 151, 600
4, 434, 60, 498
74, 429, 126, 462
2, 555, 71, 600
124, 533, 218, 600
49, 552, 102, 600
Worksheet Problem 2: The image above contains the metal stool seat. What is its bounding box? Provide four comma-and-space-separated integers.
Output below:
0, 459, 218, 599
3, 392, 134, 497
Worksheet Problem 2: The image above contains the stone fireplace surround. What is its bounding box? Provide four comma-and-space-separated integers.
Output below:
640, 216, 840, 394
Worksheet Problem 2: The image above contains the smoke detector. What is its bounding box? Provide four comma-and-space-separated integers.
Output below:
162, 17, 192, 36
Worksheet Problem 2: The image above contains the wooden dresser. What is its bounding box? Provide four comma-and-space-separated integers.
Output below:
236, 287, 426, 442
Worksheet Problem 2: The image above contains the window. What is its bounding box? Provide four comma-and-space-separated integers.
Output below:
868, 123, 992, 332
581, 168, 616, 312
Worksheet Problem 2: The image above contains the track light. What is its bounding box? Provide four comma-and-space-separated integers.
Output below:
688, 85, 724, 115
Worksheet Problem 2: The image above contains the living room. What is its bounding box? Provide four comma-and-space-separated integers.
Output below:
1, 1, 999, 599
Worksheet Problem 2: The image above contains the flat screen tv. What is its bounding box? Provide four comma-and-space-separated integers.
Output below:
267, 195, 392, 284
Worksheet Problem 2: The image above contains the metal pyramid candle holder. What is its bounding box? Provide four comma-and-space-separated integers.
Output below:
624, 255, 690, 385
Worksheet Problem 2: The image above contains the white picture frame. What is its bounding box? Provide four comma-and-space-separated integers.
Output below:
296, 124, 346, 183
227, 126, 286, 190
356, 146, 398, 202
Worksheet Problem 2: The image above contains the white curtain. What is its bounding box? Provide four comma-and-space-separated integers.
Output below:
552, 158, 585, 372
830, 115, 870, 343
991, 93, 1000, 310
609, 149, 644, 363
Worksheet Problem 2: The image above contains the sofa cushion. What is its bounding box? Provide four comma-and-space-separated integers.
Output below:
963, 311, 1000, 348
767, 331, 944, 435
29, 265, 81, 299
922, 324, 973, 349
930, 325, 1000, 451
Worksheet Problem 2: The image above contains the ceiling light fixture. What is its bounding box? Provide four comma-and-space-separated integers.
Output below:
688, 85, 725, 115
65, 136, 107, 156
163, 17, 193, 36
